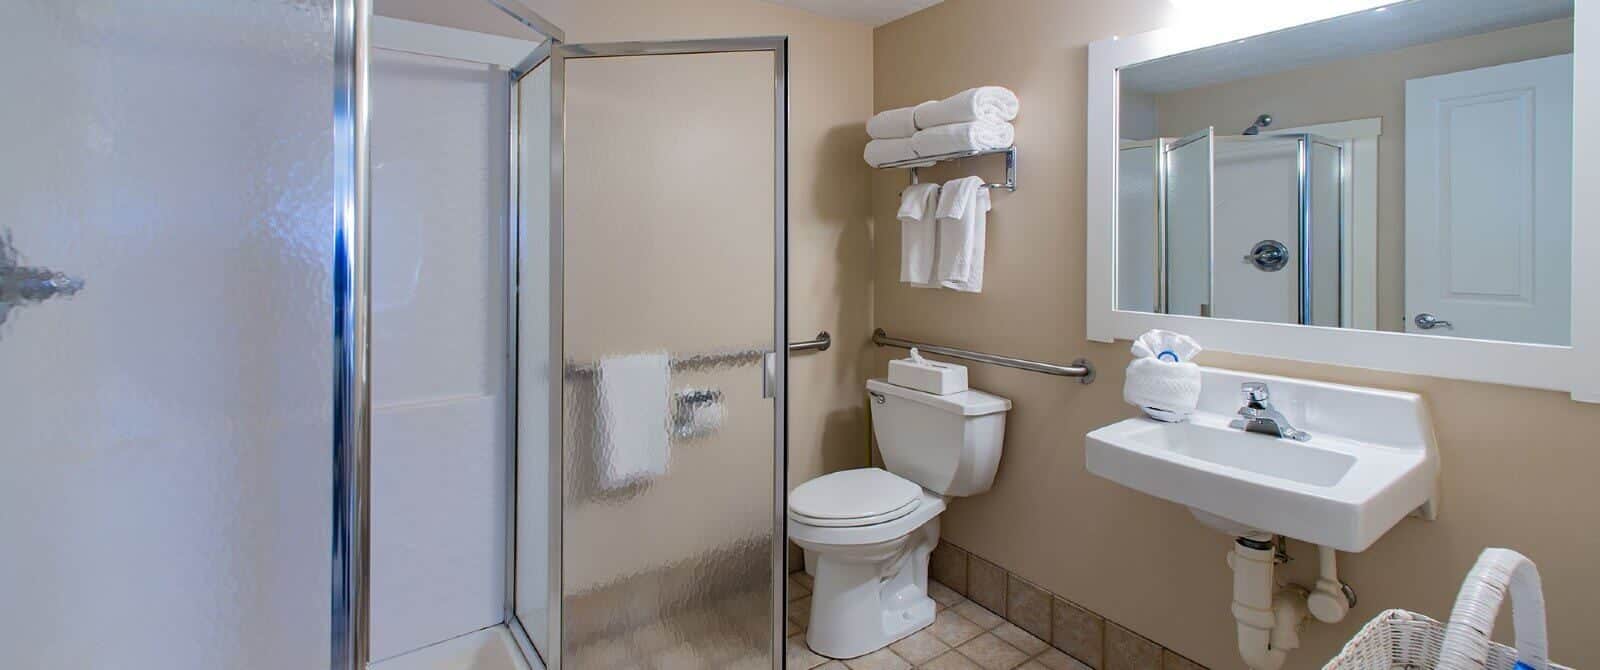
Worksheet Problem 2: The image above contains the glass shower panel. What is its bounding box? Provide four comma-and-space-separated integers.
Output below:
1118, 144, 1160, 312
1309, 141, 1344, 327
1164, 129, 1214, 317
560, 50, 778, 668
0, 2, 336, 668
516, 56, 555, 659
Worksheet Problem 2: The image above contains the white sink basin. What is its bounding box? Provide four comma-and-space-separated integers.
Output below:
1086, 367, 1438, 552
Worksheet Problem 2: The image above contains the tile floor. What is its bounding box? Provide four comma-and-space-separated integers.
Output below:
786, 573, 1092, 670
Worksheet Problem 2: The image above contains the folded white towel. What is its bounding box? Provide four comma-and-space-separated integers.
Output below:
934, 176, 991, 293
911, 120, 1015, 157
867, 101, 934, 139
864, 138, 930, 168
597, 352, 671, 489
1124, 358, 1202, 423
1123, 330, 1205, 422
1131, 329, 1204, 363
898, 183, 941, 287
914, 86, 1020, 128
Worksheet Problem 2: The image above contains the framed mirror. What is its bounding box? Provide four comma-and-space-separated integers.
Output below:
1087, 0, 1600, 401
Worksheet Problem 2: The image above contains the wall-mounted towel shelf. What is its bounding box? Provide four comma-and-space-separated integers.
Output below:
873, 328, 1094, 384
878, 146, 1017, 192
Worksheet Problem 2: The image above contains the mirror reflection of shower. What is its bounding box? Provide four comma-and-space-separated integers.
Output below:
1117, 128, 1346, 328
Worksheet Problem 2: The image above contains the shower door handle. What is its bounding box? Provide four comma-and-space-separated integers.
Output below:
761, 352, 776, 399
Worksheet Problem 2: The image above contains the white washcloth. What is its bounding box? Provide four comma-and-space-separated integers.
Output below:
597, 352, 671, 489
911, 120, 1015, 157
934, 176, 991, 293
867, 101, 934, 139
1123, 330, 1204, 422
898, 183, 941, 287
864, 138, 930, 168
914, 86, 1020, 128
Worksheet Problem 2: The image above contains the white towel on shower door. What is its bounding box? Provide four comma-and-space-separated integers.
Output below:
898, 182, 941, 287
935, 176, 991, 293
597, 352, 671, 489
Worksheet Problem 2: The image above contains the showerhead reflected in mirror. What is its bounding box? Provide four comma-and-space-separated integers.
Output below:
1114, 0, 1574, 345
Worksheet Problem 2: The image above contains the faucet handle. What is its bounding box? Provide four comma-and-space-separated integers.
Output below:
1241, 382, 1270, 404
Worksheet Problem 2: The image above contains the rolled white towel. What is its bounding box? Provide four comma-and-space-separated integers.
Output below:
1123, 329, 1205, 422
1124, 358, 1202, 422
867, 101, 934, 139
910, 120, 1014, 157
863, 138, 930, 168
914, 86, 1020, 128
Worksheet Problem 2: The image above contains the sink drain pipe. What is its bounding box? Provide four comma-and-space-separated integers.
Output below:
1228, 535, 1356, 670
1229, 534, 1307, 670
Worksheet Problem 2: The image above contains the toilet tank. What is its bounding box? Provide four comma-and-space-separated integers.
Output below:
866, 378, 1011, 497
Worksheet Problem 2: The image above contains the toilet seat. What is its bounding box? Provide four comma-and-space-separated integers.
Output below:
788, 468, 922, 528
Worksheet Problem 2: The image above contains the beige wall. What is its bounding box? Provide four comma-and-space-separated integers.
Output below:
1152, 18, 1573, 333
875, 2, 1600, 669
375, 0, 877, 495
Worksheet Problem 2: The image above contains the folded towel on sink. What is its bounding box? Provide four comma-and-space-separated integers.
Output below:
1124, 329, 1203, 422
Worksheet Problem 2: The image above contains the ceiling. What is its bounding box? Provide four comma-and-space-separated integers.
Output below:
1122, 0, 1574, 94
760, 0, 945, 26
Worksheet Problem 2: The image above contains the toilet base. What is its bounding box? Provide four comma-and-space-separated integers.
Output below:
795, 516, 940, 659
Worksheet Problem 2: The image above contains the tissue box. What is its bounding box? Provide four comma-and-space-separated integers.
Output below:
889, 356, 968, 395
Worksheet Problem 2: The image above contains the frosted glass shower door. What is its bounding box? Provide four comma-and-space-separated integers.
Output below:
0, 1, 341, 668
543, 39, 787, 669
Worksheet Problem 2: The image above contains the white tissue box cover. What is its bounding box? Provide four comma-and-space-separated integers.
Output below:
889, 357, 968, 395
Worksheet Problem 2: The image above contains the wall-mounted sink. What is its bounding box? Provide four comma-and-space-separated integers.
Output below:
1086, 367, 1438, 552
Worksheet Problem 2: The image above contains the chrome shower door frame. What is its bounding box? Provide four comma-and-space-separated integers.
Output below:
332, 1, 566, 668
539, 36, 790, 670
332, 0, 372, 668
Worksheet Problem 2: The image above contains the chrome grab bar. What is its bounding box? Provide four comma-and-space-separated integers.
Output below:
872, 328, 1095, 384
788, 331, 831, 352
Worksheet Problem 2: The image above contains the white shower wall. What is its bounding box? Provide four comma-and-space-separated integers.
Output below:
370, 45, 512, 662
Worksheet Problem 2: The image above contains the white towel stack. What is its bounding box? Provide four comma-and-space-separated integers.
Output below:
864, 86, 1019, 167
1123, 330, 1204, 423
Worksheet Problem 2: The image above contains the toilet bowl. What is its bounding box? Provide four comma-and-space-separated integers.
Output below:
789, 379, 1010, 659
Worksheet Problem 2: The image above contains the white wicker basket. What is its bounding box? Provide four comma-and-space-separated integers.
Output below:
1325, 549, 1570, 670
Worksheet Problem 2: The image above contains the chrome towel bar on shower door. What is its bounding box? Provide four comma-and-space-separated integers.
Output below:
872, 328, 1095, 383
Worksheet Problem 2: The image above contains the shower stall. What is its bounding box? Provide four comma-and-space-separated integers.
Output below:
1, 2, 790, 669
1118, 127, 1347, 327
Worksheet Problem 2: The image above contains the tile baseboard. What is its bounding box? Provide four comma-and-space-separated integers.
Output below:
928, 541, 1208, 670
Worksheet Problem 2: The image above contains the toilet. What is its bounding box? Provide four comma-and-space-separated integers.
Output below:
788, 378, 1011, 659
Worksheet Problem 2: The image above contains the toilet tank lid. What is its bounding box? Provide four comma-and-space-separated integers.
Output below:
868, 378, 1011, 416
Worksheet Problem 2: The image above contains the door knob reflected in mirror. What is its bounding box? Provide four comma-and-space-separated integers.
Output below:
1413, 313, 1453, 330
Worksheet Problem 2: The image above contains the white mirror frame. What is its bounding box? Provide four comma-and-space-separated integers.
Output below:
1086, 1, 1600, 402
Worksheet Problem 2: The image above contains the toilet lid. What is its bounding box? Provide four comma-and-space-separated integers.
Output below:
788, 468, 922, 527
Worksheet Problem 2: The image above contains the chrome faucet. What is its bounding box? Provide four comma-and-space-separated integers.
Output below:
1230, 382, 1311, 441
